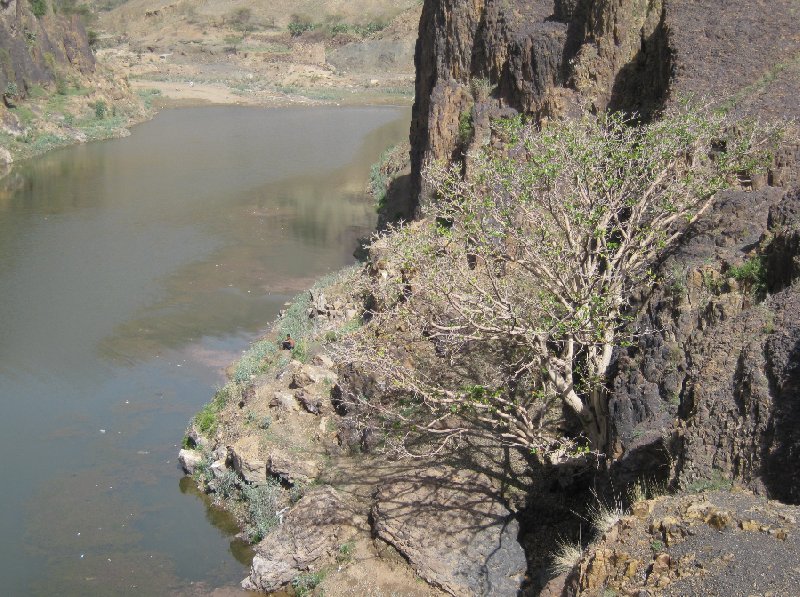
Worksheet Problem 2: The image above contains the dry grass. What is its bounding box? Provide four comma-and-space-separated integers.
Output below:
551, 538, 583, 575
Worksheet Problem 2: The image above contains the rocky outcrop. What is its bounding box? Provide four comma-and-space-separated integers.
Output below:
177, 448, 203, 475
610, 188, 800, 503
229, 435, 268, 485
543, 489, 800, 596
409, 0, 670, 208
409, 0, 800, 207
0, 0, 95, 98
242, 486, 360, 593
372, 466, 527, 596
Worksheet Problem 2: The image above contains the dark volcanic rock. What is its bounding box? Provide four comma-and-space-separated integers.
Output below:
551, 490, 800, 596
610, 188, 800, 503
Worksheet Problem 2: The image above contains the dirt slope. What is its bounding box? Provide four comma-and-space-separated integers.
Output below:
95, 0, 422, 106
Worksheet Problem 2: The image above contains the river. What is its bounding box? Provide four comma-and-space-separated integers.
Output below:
0, 105, 409, 595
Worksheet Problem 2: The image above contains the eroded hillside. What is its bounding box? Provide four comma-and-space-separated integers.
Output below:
96, 0, 422, 105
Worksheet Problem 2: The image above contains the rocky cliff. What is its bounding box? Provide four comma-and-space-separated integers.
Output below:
0, 0, 95, 97
409, 0, 800, 210
0, 1, 146, 167
410, 0, 800, 495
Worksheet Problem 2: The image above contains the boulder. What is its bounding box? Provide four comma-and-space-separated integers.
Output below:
267, 449, 320, 485
228, 436, 267, 485
209, 459, 228, 479
295, 389, 322, 415
372, 466, 527, 596
290, 363, 337, 389
177, 448, 203, 475
270, 390, 298, 411
312, 353, 335, 369
242, 486, 359, 592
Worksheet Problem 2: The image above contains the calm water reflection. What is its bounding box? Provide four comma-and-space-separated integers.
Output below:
0, 106, 409, 594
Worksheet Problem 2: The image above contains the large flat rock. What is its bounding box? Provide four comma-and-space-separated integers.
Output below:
242, 486, 360, 592
372, 466, 526, 596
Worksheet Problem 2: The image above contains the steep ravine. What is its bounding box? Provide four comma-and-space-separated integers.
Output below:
180, 0, 800, 595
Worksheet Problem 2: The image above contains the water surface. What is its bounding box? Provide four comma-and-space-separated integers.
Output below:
0, 105, 409, 594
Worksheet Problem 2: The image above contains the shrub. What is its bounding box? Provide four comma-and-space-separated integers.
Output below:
194, 386, 229, 436
336, 103, 776, 458
214, 469, 240, 500
470, 77, 495, 102
288, 16, 315, 37
458, 108, 474, 144
4, 81, 18, 97
94, 99, 107, 119
292, 571, 326, 596
29, 0, 48, 18
369, 143, 410, 211
728, 255, 767, 294
243, 479, 282, 542
551, 538, 582, 575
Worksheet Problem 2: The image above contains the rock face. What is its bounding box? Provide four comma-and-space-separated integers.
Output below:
409, 0, 671, 208
409, 0, 800, 208
242, 486, 359, 593
410, 0, 800, 505
545, 490, 800, 596
228, 436, 267, 485
609, 188, 800, 503
0, 1, 95, 98
371, 466, 527, 596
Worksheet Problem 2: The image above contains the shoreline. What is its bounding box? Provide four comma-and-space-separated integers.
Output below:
2, 78, 412, 173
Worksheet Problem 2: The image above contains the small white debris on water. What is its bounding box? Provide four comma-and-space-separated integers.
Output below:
100, 429, 106, 434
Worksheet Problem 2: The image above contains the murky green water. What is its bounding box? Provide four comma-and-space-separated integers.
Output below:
0, 106, 409, 595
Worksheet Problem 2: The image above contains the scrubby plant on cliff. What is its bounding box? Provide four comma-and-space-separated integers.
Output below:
337, 105, 776, 460
29, 0, 48, 18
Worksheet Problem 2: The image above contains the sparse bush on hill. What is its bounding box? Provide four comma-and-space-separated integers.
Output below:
288, 15, 315, 37
29, 0, 48, 18
337, 104, 778, 461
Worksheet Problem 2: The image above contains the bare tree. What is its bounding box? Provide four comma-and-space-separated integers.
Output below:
336, 106, 775, 461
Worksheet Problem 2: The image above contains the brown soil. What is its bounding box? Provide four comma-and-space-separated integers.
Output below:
95, 0, 422, 108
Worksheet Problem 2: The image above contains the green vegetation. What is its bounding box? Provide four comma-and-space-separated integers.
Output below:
336, 540, 356, 563
292, 571, 326, 596
330, 21, 387, 37
650, 539, 664, 552
686, 471, 735, 493
215, 469, 240, 500
369, 142, 410, 212
194, 386, 229, 436
339, 103, 777, 458
93, 99, 107, 119
29, 0, 48, 18
457, 108, 474, 144
288, 15, 315, 37
136, 87, 162, 110
728, 255, 768, 294
244, 479, 283, 541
